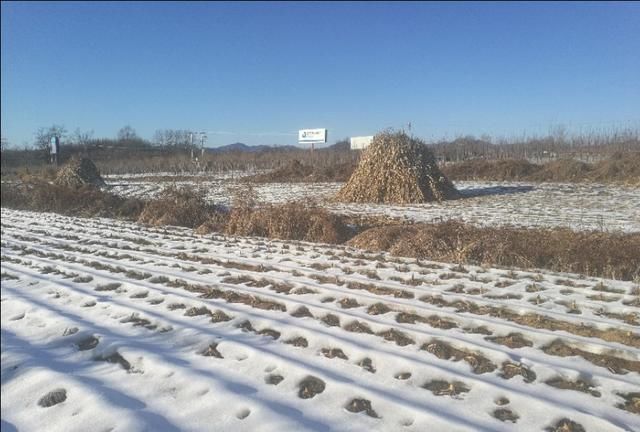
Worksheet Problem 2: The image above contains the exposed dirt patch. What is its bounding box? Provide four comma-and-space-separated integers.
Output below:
338, 297, 361, 309
210, 310, 233, 322
394, 372, 412, 380
421, 340, 496, 374
493, 408, 519, 423
357, 357, 376, 373
545, 376, 601, 397
345, 398, 379, 418
120, 314, 157, 330
322, 313, 341, 327
76, 336, 99, 351
344, 320, 374, 334
545, 418, 585, 432
284, 337, 308, 348
422, 380, 470, 397
184, 306, 211, 317
616, 392, 640, 414
257, 328, 281, 340
494, 396, 510, 406
463, 326, 493, 335
542, 339, 640, 374
38, 389, 67, 408
265, 374, 284, 385
367, 302, 393, 315
321, 347, 349, 360
202, 343, 223, 358
298, 376, 326, 399
499, 362, 537, 383
95, 351, 131, 371
377, 328, 415, 346
95, 282, 121, 291
291, 306, 313, 318
486, 333, 533, 349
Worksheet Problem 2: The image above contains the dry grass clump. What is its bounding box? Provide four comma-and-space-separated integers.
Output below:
347, 221, 640, 281
138, 186, 223, 228
245, 159, 356, 183
223, 201, 351, 244
54, 157, 106, 188
336, 131, 459, 204
443, 159, 540, 181
1, 181, 143, 219
443, 152, 640, 184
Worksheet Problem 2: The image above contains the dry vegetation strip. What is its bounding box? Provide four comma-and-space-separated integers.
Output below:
2, 181, 639, 280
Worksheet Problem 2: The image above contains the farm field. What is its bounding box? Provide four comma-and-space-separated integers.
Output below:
106, 176, 640, 232
1, 208, 639, 431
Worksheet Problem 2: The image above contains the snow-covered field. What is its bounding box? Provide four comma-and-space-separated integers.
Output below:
2, 208, 639, 431
106, 179, 640, 232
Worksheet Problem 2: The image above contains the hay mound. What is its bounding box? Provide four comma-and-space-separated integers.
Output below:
335, 132, 459, 203
54, 157, 105, 188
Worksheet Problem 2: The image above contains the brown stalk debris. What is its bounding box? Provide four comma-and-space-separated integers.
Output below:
335, 131, 459, 204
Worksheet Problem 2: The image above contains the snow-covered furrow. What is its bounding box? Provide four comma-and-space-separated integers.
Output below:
2, 208, 639, 432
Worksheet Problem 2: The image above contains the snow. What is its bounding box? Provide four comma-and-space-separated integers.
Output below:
2, 208, 639, 431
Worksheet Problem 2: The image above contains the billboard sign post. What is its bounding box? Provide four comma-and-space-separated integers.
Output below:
298, 128, 327, 152
350, 135, 374, 150
50, 136, 60, 166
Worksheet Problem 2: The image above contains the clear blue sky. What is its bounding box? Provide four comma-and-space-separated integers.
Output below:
2, 1, 639, 147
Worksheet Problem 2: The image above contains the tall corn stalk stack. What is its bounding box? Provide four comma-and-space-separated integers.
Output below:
54, 157, 106, 188
335, 131, 459, 204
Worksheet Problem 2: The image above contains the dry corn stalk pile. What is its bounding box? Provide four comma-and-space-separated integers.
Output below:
335, 132, 459, 204
54, 157, 106, 188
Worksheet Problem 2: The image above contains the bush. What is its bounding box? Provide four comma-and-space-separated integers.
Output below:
1, 181, 143, 219
224, 201, 352, 244
138, 186, 221, 228
347, 221, 640, 281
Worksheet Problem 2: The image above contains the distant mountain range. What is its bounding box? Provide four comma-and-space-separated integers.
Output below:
205, 141, 349, 153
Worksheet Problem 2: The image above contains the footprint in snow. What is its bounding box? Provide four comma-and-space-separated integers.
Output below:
236, 408, 251, 419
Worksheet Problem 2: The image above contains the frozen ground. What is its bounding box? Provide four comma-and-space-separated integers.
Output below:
107, 178, 640, 232
2, 208, 639, 431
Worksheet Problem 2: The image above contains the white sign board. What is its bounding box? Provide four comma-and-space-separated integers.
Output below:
50, 136, 59, 154
350, 135, 374, 150
298, 128, 327, 144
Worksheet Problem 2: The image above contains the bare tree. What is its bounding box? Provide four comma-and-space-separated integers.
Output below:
34, 125, 67, 158
117, 125, 138, 142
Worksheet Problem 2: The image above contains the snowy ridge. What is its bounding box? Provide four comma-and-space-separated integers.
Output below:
1, 208, 639, 431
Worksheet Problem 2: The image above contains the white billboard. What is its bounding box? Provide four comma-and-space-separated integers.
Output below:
298, 128, 327, 144
350, 135, 374, 150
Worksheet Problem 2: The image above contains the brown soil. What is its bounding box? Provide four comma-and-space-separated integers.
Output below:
486, 333, 533, 349
544, 418, 586, 432
394, 372, 412, 380
210, 310, 233, 322
499, 362, 537, 383
377, 329, 415, 346
421, 340, 496, 374
321, 348, 349, 360
493, 408, 519, 423
201, 343, 223, 358
76, 336, 99, 351
545, 376, 601, 397
184, 306, 211, 317
542, 339, 640, 375
345, 398, 379, 418
284, 337, 309, 348
357, 358, 376, 373
422, 380, 470, 397
95, 351, 131, 371
298, 376, 326, 399
343, 320, 374, 334
291, 306, 314, 318
367, 302, 393, 315
322, 314, 341, 327
616, 392, 640, 414
265, 374, 284, 385
38, 389, 67, 408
